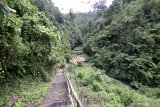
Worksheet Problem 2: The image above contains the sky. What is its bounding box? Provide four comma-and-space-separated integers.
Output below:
52, 0, 113, 13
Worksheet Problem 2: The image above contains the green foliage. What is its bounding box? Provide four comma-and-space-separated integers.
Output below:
62, 19, 83, 48
83, 0, 160, 86
31, 0, 64, 25
31, 0, 82, 49
0, 76, 49, 106
68, 64, 160, 107
76, 66, 106, 92
92, 0, 107, 13
0, 0, 69, 82
64, 54, 71, 63
0, 1, 11, 23
74, 12, 97, 35
14, 83, 49, 107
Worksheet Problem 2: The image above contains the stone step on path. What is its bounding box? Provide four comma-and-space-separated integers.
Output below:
40, 69, 70, 107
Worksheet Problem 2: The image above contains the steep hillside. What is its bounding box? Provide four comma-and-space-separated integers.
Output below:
0, 0, 70, 81
0, 0, 72, 106
74, 12, 97, 35
31, 0, 83, 49
1, 0, 160, 106
68, 63, 160, 107
83, 0, 160, 87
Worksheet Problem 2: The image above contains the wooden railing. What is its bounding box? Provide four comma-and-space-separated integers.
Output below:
63, 70, 83, 107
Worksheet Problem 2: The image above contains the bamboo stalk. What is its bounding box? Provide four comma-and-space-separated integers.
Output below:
63, 69, 83, 107
65, 72, 74, 107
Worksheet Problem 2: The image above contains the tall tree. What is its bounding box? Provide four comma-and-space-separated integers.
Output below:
92, 0, 107, 13
69, 8, 75, 21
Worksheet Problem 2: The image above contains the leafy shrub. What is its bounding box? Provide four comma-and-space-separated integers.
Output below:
70, 64, 160, 106
64, 54, 71, 63
83, 0, 160, 87
92, 81, 103, 91
77, 70, 86, 79
0, 0, 69, 81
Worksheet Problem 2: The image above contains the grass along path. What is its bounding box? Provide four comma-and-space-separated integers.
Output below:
0, 76, 50, 107
0, 65, 58, 107
0, 75, 52, 107
67, 63, 160, 107
14, 82, 49, 107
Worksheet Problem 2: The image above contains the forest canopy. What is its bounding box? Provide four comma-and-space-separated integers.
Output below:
1, 0, 160, 106
82, 0, 160, 87
0, 0, 71, 81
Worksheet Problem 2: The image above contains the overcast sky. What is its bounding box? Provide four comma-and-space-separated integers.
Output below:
52, 0, 113, 13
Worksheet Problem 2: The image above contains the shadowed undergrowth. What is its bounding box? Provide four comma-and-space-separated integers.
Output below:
0, 76, 50, 107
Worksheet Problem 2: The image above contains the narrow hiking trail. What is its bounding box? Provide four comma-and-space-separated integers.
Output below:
40, 69, 70, 107
40, 51, 84, 107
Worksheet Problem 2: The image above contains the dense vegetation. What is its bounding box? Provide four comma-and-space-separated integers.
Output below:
1, 0, 160, 106
82, 0, 160, 87
31, 0, 83, 49
0, 0, 77, 106
0, 0, 70, 82
68, 63, 160, 107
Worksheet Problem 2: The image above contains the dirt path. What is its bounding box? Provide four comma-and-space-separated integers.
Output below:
40, 69, 70, 107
